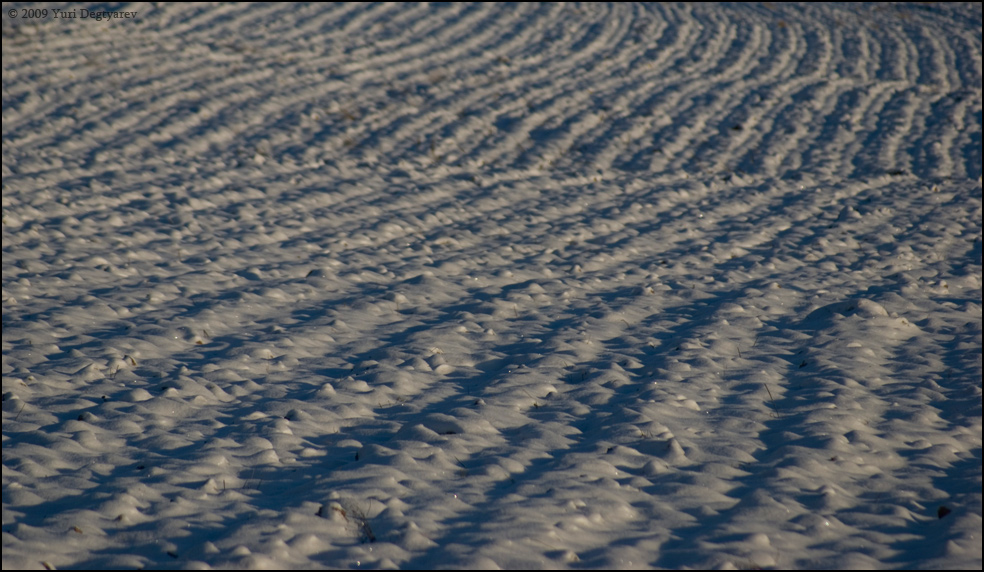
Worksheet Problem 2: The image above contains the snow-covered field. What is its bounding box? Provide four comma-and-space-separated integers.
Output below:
2, 2, 981, 569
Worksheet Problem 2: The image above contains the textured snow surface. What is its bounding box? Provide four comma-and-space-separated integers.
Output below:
2, 2, 982, 569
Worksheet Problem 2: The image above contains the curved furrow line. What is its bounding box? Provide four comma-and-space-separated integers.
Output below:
933, 90, 982, 180
905, 90, 955, 180
6, 48, 260, 172
877, 22, 918, 84
639, 4, 726, 81
323, 3, 533, 91
435, 5, 640, 170
1, 37, 161, 157
204, 180, 779, 367
1, 54, 90, 139
343, 6, 616, 169
117, 23, 373, 157
833, 20, 872, 80
102, 73, 360, 170
789, 80, 879, 180
687, 5, 979, 180
847, 81, 918, 177
911, 25, 956, 92
598, 19, 702, 114
708, 19, 840, 178
602, 24, 773, 175
665, 9, 735, 79
168, 173, 662, 306
755, 20, 842, 176
310, 6, 557, 165
633, 4, 700, 77
749, 78, 865, 180
673, 23, 802, 175
311, 175, 761, 296
253, 7, 573, 169
336, 4, 506, 79
871, 87, 923, 176
5, 6, 346, 173
951, 27, 984, 90
904, 17, 981, 179
559, 3, 622, 57
166, 3, 288, 43
454, 4, 648, 169
628, 59, 762, 174
6, 172, 498, 319
760, 81, 855, 178
627, 9, 800, 176
1, 2, 976, 255
495, 7, 697, 172
686, 8, 768, 83
263, 3, 368, 45
743, 182, 980, 309
327, 1, 413, 42
486, 177, 803, 287
907, 29, 981, 180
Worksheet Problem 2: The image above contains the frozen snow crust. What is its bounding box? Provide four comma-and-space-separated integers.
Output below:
3, 2, 981, 569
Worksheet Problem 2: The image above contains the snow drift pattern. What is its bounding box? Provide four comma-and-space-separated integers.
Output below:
3, 3, 982, 569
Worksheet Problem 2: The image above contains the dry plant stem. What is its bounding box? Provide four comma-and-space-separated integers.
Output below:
765, 384, 781, 418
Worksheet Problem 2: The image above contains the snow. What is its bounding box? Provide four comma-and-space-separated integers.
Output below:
2, 2, 981, 569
